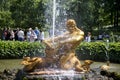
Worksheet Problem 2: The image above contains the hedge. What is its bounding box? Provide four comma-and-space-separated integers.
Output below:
0, 41, 45, 59
0, 41, 120, 63
76, 42, 120, 63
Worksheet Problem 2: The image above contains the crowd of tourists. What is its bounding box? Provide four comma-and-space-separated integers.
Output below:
1, 27, 44, 42
2, 27, 119, 43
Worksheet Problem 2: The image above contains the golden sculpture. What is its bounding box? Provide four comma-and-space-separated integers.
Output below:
81, 60, 94, 72
100, 61, 110, 71
21, 19, 89, 72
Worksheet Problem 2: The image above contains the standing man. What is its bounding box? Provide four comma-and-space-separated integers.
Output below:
34, 27, 40, 41
39, 30, 45, 42
17, 28, 24, 41
85, 32, 91, 42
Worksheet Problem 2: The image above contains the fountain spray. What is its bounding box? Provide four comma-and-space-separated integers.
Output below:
52, 0, 56, 44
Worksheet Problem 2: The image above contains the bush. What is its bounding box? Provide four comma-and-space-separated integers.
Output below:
76, 42, 120, 63
0, 41, 45, 59
0, 41, 120, 63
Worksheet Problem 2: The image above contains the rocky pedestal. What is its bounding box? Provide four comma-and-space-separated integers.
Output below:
1, 68, 120, 80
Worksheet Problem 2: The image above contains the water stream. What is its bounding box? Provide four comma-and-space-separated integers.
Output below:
52, 0, 56, 43
45, 0, 67, 38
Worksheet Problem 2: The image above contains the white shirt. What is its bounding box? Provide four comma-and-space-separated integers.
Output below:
40, 32, 44, 40
17, 30, 24, 38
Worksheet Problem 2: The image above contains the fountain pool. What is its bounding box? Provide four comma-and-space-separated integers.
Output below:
0, 59, 120, 74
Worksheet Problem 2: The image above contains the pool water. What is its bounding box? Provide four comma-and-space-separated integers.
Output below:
0, 59, 120, 74
0, 59, 23, 72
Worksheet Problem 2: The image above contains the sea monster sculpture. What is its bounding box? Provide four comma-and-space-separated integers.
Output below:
21, 19, 86, 72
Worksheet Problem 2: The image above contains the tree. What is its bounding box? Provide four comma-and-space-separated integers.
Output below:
10, 0, 45, 29
0, 0, 13, 28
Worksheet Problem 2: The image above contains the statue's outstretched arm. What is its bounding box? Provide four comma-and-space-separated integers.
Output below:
43, 32, 68, 48
60, 33, 84, 45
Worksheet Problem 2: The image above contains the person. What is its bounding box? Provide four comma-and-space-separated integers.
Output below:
10, 29, 15, 40
26, 28, 32, 42
21, 19, 85, 72
34, 27, 40, 41
6, 27, 11, 40
14, 28, 19, 41
17, 28, 24, 41
85, 32, 91, 42
30, 29, 37, 42
2, 27, 7, 40
39, 30, 45, 42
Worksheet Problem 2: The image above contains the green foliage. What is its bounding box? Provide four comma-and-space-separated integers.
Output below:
76, 42, 120, 63
0, 41, 45, 59
0, 41, 120, 63
10, 0, 45, 28
0, 11, 13, 27
109, 42, 120, 63
66, 0, 119, 32
76, 42, 106, 61
0, 0, 119, 32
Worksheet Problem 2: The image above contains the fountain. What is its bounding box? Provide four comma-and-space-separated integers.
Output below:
20, 23, 117, 80
0, 0, 119, 80
18, 0, 116, 80
19, 19, 118, 79
0, 19, 118, 80
21, 19, 88, 80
